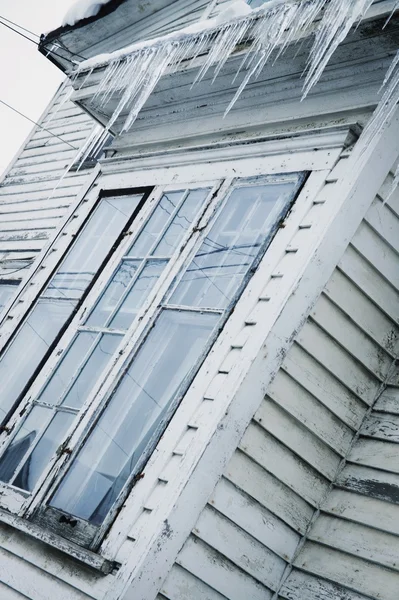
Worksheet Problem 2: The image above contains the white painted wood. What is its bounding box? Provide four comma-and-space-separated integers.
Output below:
324, 268, 399, 352
310, 294, 394, 379
280, 569, 370, 600
193, 506, 286, 591
209, 477, 300, 562
337, 464, 399, 504
375, 387, 399, 414
309, 515, 399, 571
0, 524, 109, 599
239, 422, 330, 506
351, 222, 399, 292
294, 542, 399, 600
361, 412, 399, 442
177, 536, 272, 600
348, 439, 399, 474
254, 398, 341, 479
225, 451, 314, 535
281, 343, 367, 430
161, 564, 228, 600
322, 489, 399, 536
0, 544, 93, 600
365, 198, 399, 254
267, 369, 354, 454
297, 320, 380, 404
338, 245, 399, 324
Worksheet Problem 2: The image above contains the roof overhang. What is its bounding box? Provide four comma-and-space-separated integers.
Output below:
39, 0, 178, 72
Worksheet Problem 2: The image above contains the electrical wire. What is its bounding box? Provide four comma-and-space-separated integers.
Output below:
0, 19, 86, 65
0, 99, 78, 149
0, 14, 40, 39
0, 14, 89, 61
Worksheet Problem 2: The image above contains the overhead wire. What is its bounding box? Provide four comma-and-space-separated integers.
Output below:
0, 99, 78, 149
0, 14, 89, 61
0, 18, 88, 65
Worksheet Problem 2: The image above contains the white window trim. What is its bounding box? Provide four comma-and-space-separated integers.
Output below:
0, 126, 354, 570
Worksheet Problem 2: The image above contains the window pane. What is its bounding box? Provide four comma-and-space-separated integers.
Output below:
46, 196, 141, 300
0, 194, 143, 423
13, 411, 75, 492
0, 406, 50, 484
127, 191, 184, 258
0, 299, 76, 420
50, 310, 218, 524
85, 261, 140, 328
61, 334, 122, 409
170, 182, 295, 309
38, 332, 98, 406
152, 189, 210, 257
109, 260, 168, 331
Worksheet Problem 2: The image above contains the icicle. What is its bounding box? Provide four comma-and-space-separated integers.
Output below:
72, 0, 393, 164
359, 50, 399, 202
384, 0, 399, 28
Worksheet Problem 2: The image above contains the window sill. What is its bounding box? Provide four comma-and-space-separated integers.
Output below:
0, 507, 119, 575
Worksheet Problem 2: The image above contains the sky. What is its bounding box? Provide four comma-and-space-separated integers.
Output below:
0, 0, 78, 177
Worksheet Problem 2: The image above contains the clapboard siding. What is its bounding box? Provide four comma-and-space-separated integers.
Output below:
168, 175, 399, 599
0, 82, 96, 278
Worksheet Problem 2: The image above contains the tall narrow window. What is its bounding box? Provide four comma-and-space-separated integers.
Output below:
0, 194, 145, 422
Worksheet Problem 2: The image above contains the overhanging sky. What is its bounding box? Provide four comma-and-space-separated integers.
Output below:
0, 0, 78, 177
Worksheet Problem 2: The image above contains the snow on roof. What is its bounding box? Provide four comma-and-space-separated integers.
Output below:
62, 0, 113, 27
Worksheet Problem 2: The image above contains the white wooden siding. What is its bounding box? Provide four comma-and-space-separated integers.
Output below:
165, 173, 399, 600
0, 84, 96, 278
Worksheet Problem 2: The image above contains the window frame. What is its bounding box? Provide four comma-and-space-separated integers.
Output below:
0, 171, 303, 540
26, 173, 303, 549
0, 180, 223, 516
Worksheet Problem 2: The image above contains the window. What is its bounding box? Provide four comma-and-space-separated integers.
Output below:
0, 173, 304, 550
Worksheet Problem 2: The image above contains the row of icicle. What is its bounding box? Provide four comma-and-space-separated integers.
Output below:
56, 0, 399, 189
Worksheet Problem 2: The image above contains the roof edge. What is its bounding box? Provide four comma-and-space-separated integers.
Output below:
40, 0, 128, 46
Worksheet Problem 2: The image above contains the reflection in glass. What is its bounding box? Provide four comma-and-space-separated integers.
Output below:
13, 411, 75, 492
38, 332, 98, 406
86, 262, 140, 328
61, 334, 121, 409
46, 196, 139, 299
0, 406, 50, 484
50, 310, 218, 523
170, 183, 294, 309
127, 192, 184, 258
110, 260, 167, 331
0, 194, 143, 421
153, 189, 210, 257
0, 299, 76, 421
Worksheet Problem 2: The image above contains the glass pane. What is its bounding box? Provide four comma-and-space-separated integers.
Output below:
61, 334, 122, 409
127, 191, 184, 257
0, 194, 143, 424
153, 189, 210, 257
38, 332, 98, 406
13, 411, 75, 492
0, 299, 76, 420
110, 260, 167, 331
50, 309, 218, 524
170, 182, 295, 309
0, 406, 50, 484
0, 283, 18, 311
46, 195, 142, 299
85, 261, 140, 328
